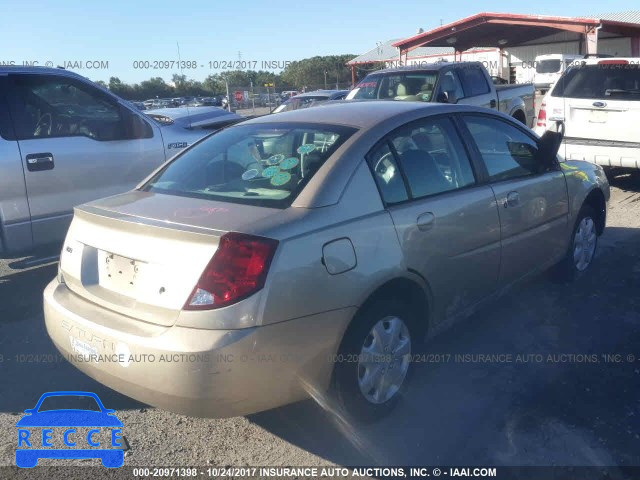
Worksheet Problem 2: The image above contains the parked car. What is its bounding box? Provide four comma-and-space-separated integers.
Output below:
535, 58, 640, 173
44, 101, 609, 421
144, 106, 241, 129
280, 90, 299, 100
533, 53, 583, 93
190, 96, 223, 107
346, 62, 535, 127
0, 66, 244, 257
272, 90, 349, 113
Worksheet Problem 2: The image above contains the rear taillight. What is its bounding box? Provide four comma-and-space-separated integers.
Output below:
184, 233, 278, 310
536, 102, 547, 128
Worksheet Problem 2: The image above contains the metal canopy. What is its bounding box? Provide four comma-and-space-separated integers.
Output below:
393, 12, 640, 53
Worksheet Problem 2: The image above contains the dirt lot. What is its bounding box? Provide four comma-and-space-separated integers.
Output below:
0, 174, 638, 470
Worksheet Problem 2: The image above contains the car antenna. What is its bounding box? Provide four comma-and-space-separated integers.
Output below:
176, 41, 191, 124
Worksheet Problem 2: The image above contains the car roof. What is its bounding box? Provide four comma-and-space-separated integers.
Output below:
0, 65, 88, 78
241, 100, 495, 129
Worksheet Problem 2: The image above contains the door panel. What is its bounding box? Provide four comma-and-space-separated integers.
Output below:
388, 187, 501, 321
461, 114, 569, 285
367, 116, 501, 322
490, 172, 569, 284
17, 136, 165, 245
7, 74, 165, 247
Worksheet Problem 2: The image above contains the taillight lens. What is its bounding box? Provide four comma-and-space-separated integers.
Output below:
536, 102, 547, 128
598, 59, 628, 65
184, 233, 278, 310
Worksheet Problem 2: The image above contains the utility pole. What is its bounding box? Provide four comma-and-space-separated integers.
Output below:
224, 75, 231, 112
250, 80, 255, 114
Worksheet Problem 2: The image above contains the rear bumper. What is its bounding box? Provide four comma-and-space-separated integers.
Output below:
562, 142, 640, 169
44, 279, 354, 417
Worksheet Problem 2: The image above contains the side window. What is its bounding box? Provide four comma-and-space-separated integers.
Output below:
436, 70, 465, 103
458, 66, 491, 96
0, 103, 14, 141
392, 118, 475, 198
367, 142, 409, 205
463, 115, 541, 182
9, 75, 126, 141
367, 117, 476, 203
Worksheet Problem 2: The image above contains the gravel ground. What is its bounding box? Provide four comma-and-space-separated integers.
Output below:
0, 174, 638, 471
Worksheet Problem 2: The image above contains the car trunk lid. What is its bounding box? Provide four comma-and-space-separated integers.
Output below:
59, 191, 282, 326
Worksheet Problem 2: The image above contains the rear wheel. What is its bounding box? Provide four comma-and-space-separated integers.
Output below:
555, 205, 598, 281
333, 297, 416, 422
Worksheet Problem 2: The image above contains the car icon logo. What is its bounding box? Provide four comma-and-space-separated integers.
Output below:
592, 101, 607, 108
15, 391, 124, 468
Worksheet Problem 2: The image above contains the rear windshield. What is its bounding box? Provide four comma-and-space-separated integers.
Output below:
349, 72, 438, 101
536, 60, 562, 74
552, 64, 640, 100
142, 122, 357, 208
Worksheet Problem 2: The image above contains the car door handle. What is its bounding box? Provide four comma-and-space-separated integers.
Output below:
417, 212, 435, 231
504, 191, 520, 208
25, 153, 55, 172
490, 99, 497, 108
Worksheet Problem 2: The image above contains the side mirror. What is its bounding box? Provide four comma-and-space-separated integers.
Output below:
436, 92, 449, 103
536, 121, 565, 169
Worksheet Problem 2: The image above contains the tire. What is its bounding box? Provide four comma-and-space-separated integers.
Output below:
555, 205, 599, 281
333, 296, 417, 423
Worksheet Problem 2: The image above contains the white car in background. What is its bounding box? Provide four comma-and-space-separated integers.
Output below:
533, 53, 584, 93
536, 58, 640, 172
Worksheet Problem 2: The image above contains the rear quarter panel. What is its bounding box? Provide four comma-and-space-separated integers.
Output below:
257, 161, 420, 329
496, 84, 536, 127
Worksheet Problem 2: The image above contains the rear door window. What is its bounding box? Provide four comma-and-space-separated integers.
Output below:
367, 117, 476, 203
457, 66, 490, 96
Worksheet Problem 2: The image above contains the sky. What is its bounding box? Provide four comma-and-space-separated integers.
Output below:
0, 0, 638, 84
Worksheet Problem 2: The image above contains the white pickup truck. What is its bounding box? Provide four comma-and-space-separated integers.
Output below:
346, 62, 536, 128
0, 67, 242, 257
535, 58, 640, 173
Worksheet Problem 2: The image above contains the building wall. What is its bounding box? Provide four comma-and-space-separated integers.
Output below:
399, 49, 503, 76
507, 37, 632, 83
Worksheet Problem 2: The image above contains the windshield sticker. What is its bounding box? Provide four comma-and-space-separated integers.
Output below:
262, 166, 280, 178
297, 144, 316, 155
266, 154, 285, 165
270, 171, 292, 186
241, 169, 259, 180
279, 157, 299, 170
